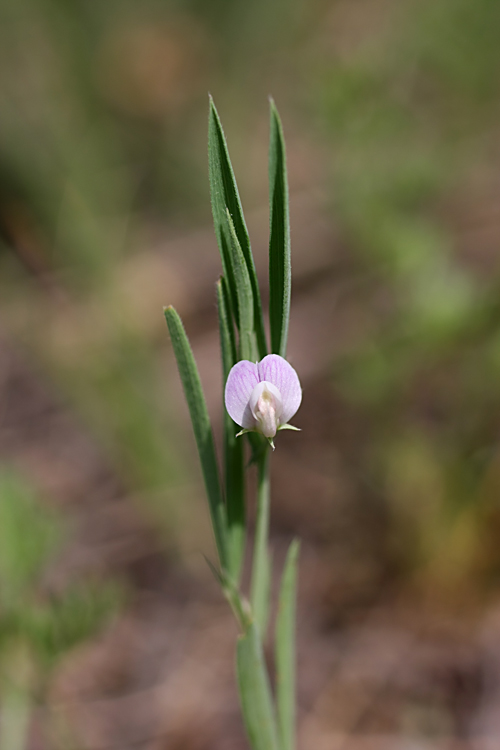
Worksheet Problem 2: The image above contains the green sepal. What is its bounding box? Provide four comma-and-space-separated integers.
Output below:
236, 428, 254, 438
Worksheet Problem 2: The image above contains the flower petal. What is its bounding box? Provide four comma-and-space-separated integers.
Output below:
224, 360, 259, 428
249, 381, 283, 438
257, 354, 302, 424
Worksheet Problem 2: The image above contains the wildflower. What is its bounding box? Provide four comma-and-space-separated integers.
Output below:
225, 354, 301, 446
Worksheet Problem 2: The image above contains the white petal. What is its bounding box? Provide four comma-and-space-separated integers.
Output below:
249, 381, 283, 438
257, 354, 302, 424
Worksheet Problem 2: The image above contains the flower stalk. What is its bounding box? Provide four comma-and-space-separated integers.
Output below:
250, 448, 271, 636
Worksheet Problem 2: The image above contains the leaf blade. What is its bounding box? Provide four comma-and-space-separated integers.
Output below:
217, 277, 246, 583
269, 100, 291, 358
275, 539, 300, 750
208, 97, 267, 358
226, 208, 256, 362
236, 621, 279, 750
164, 306, 227, 569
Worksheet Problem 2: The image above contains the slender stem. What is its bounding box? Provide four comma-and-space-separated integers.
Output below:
250, 447, 271, 636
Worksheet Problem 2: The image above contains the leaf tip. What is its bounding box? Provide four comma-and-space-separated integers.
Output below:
208, 94, 218, 117
289, 537, 301, 560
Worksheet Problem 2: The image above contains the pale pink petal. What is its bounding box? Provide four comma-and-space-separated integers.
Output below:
224, 360, 259, 428
257, 354, 302, 425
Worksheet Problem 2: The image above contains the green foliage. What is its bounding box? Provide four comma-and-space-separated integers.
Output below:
217, 277, 246, 584
321, 0, 500, 584
250, 451, 272, 638
275, 540, 300, 750
269, 100, 291, 359
22, 582, 122, 671
208, 97, 268, 359
0, 469, 122, 676
167, 99, 298, 750
0, 471, 60, 609
164, 306, 228, 570
236, 622, 279, 750
226, 208, 256, 362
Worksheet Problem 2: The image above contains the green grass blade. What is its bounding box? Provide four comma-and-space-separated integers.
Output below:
164, 306, 227, 569
268, 100, 291, 358
217, 277, 246, 583
208, 96, 267, 358
275, 540, 300, 750
226, 208, 256, 361
236, 621, 279, 750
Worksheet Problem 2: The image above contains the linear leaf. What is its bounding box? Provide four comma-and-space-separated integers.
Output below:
236, 621, 279, 750
208, 96, 267, 358
217, 277, 245, 584
164, 306, 227, 569
269, 100, 291, 358
217, 275, 237, 374
275, 540, 300, 750
226, 208, 256, 361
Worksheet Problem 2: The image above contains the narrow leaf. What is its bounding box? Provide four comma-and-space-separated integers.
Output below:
217, 277, 246, 584
208, 96, 267, 358
236, 621, 279, 750
226, 208, 256, 361
269, 100, 291, 358
164, 306, 227, 569
217, 276, 237, 373
275, 540, 300, 750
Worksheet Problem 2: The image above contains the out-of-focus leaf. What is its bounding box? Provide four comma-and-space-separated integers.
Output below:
164, 306, 227, 569
217, 277, 245, 583
236, 621, 279, 750
0, 470, 60, 608
268, 100, 291, 359
208, 96, 267, 358
226, 208, 256, 361
275, 540, 300, 750
24, 581, 122, 668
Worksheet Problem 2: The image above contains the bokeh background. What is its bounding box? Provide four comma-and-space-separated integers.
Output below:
2, 0, 500, 747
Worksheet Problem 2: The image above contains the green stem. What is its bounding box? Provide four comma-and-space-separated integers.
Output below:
250, 447, 271, 636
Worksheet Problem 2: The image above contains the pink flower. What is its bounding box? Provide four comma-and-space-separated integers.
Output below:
225, 354, 302, 443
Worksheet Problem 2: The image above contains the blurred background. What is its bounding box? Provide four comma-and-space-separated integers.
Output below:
2, 0, 500, 747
